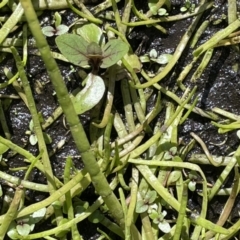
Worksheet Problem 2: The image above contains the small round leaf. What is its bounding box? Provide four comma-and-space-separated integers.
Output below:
52, 201, 62, 209
72, 74, 105, 114
158, 221, 171, 233
29, 134, 38, 145
146, 190, 157, 204
158, 8, 167, 16
156, 54, 173, 64
76, 23, 105, 46
7, 222, 19, 240
148, 2, 158, 15
32, 207, 46, 223
16, 223, 31, 236
180, 6, 188, 12
88, 210, 104, 223
149, 49, 158, 59
7, 228, 19, 240
167, 171, 181, 186
55, 24, 69, 35
42, 26, 55, 37
188, 181, 196, 192
136, 200, 148, 213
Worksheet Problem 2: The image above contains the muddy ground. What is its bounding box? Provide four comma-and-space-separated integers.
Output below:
1, 0, 240, 239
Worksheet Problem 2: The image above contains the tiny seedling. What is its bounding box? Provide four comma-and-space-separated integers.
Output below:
42, 25, 69, 37
180, 0, 196, 13
148, 0, 170, 16
55, 23, 129, 114
188, 170, 199, 191
136, 190, 157, 213
140, 49, 173, 65
158, 8, 169, 16
7, 208, 46, 238
149, 209, 171, 233
42, 11, 69, 37
55, 34, 129, 73
25, 119, 52, 145
164, 146, 178, 160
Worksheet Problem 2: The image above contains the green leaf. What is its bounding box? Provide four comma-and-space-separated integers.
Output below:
149, 210, 159, 220
148, 0, 159, 15
32, 207, 46, 223
188, 181, 196, 191
7, 222, 19, 240
29, 134, 38, 145
158, 8, 167, 16
75, 205, 86, 217
16, 223, 31, 236
135, 200, 148, 213
164, 146, 177, 160
87, 42, 102, 55
0, 142, 9, 155
167, 171, 181, 186
42, 25, 68, 37
158, 221, 171, 233
72, 74, 105, 114
75, 23, 105, 46
43, 132, 52, 144
185, 1, 191, 9
188, 170, 198, 180
55, 25, 69, 35
237, 130, 240, 139
180, 6, 188, 12
101, 39, 129, 68
55, 34, 89, 67
155, 54, 173, 64
54, 12, 62, 27
42, 26, 55, 37
124, 53, 142, 72
170, 146, 177, 155
88, 210, 105, 223
29, 119, 34, 131
149, 49, 158, 58
146, 190, 157, 204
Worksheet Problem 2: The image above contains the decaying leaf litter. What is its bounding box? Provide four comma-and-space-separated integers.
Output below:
0, 0, 240, 239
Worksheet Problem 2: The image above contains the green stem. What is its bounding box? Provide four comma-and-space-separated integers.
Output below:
120, 0, 132, 35
64, 157, 82, 240
20, 0, 125, 229
0, 2, 23, 45
121, 79, 135, 132
173, 181, 188, 240
193, 18, 240, 57
0, 0, 8, 8
0, 170, 49, 192
133, 1, 206, 88
141, 69, 218, 120
190, 20, 209, 48
92, 67, 115, 128
91, 0, 121, 15
11, 47, 57, 193
0, 187, 23, 239
132, 0, 167, 34
66, 0, 102, 24
0, 100, 11, 139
